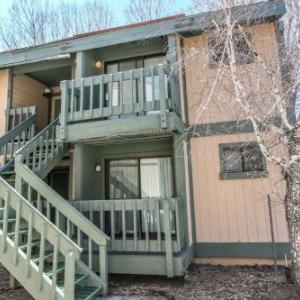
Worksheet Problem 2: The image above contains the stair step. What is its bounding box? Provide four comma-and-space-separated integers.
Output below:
75, 286, 102, 300
44, 261, 65, 277
19, 239, 40, 250
0, 218, 16, 224
57, 273, 89, 290
32, 250, 54, 263
7, 229, 28, 237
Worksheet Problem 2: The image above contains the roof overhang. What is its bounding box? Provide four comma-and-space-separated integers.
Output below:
0, 0, 286, 69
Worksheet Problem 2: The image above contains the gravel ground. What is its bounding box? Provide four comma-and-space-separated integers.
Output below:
1, 264, 300, 300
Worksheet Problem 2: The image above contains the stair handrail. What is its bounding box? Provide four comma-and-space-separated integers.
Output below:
0, 176, 81, 300
14, 120, 109, 290
17, 118, 59, 159
0, 114, 35, 170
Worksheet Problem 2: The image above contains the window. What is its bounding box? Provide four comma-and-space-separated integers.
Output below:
219, 142, 267, 180
209, 31, 255, 66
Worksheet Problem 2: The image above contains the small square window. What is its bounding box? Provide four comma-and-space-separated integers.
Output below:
209, 31, 254, 66
219, 142, 267, 180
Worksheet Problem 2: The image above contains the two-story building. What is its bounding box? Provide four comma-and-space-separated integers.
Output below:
0, 1, 290, 299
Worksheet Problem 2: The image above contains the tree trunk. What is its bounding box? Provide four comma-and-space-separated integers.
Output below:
286, 134, 300, 283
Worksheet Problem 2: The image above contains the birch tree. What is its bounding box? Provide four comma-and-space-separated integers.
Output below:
182, 0, 300, 282
124, 0, 176, 22
0, 0, 115, 50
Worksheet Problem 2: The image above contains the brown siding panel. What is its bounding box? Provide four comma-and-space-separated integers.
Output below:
0, 70, 9, 135
190, 133, 288, 244
12, 74, 49, 131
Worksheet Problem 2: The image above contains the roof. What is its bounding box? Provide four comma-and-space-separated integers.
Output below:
0, 0, 286, 68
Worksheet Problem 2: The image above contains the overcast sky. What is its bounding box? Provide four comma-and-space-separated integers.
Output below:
1, 0, 186, 24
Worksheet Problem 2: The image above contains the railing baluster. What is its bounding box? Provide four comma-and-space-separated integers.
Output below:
13, 200, 21, 265
88, 237, 92, 268
133, 200, 137, 251
51, 235, 59, 299
99, 201, 104, 231
151, 66, 155, 106
70, 80, 75, 121
26, 212, 33, 277
38, 222, 46, 291
174, 199, 181, 251
37, 193, 42, 212
80, 79, 84, 119
99, 76, 104, 117
130, 70, 134, 113
110, 201, 115, 250
89, 78, 94, 118
45, 130, 49, 163
1, 191, 10, 253
156, 199, 162, 251
12, 109, 16, 129
122, 202, 126, 250
109, 74, 113, 115
140, 69, 144, 114
38, 136, 43, 171
27, 184, 32, 204
144, 200, 149, 251
67, 219, 71, 238
46, 201, 51, 220
120, 72, 123, 115
77, 229, 82, 247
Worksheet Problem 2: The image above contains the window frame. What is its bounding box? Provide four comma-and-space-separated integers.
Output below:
219, 141, 268, 180
105, 155, 176, 200
208, 30, 255, 67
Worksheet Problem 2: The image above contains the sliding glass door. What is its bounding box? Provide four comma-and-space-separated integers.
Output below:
108, 157, 173, 200
107, 157, 174, 237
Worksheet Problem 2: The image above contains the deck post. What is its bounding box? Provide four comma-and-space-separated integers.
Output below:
59, 80, 69, 140
167, 34, 181, 116
9, 275, 18, 289
159, 67, 167, 128
64, 250, 76, 300
163, 200, 174, 277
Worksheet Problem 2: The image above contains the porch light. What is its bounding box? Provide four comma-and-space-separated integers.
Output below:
43, 88, 52, 98
95, 59, 102, 70
95, 163, 102, 172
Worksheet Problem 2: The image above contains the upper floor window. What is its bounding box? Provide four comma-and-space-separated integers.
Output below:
219, 142, 267, 180
209, 31, 255, 66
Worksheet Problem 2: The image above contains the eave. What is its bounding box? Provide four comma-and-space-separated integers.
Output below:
0, 0, 286, 69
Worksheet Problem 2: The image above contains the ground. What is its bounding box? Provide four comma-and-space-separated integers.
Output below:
0, 264, 300, 299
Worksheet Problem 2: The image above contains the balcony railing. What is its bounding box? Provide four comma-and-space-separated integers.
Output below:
59, 65, 181, 139
69, 197, 184, 254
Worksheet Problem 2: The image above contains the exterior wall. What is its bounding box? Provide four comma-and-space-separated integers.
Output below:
12, 74, 49, 131
184, 22, 281, 124
190, 132, 288, 244
183, 21, 289, 259
0, 69, 9, 136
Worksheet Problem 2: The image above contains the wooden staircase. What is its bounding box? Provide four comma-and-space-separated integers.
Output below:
0, 107, 109, 300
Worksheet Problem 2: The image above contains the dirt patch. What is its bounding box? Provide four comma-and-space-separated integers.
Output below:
1, 264, 300, 299
108, 264, 300, 300
0, 265, 33, 300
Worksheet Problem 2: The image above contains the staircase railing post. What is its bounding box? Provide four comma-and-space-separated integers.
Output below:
64, 250, 76, 300
99, 245, 108, 295
60, 81, 69, 141
159, 66, 168, 129
163, 199, 174, 277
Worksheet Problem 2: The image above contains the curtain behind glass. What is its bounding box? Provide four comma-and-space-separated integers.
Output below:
140, 157, 174, 233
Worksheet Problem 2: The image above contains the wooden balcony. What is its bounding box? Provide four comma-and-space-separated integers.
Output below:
69, 197, 187, 276
59, 65, 184, 142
